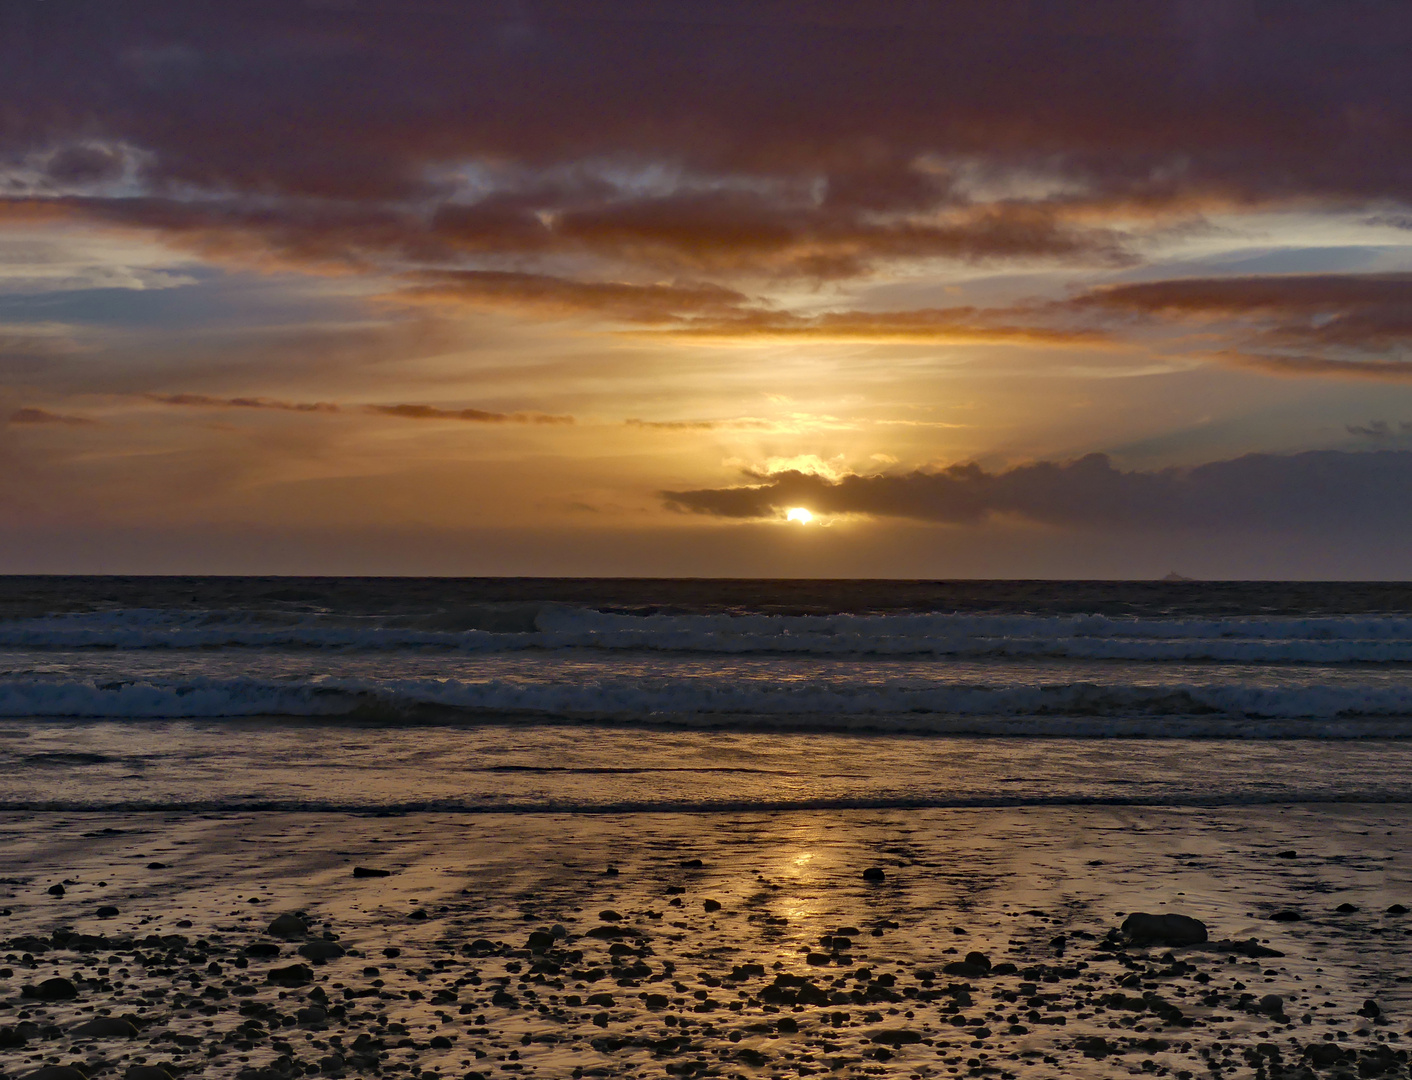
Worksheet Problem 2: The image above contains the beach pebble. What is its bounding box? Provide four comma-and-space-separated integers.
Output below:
703, 899, 722, 912
71, 1015, 138, 1038
1270, 910, 1303, 922
298, 939, 346, 962
1388, 904, 1409, 915
95, 905, 119, 918
23, 976, 78, 1000
266, 912, 308, 939
871, 1029, 923, 1045
525, 930, 555, 950
21, 1067, 88, 1080
1336, 902, 1359, 913
146, 862, 167, 870
862, 867, 886, 882
267, 962, 313, 986
46, 883, 65, 897
1120, 912, 1208, 946
124, 1067, 175, 1080
1276, 849, 1297, 858
352, 866, 390, 877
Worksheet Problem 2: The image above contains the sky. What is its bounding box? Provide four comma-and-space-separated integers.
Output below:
3, 1, 1412, 577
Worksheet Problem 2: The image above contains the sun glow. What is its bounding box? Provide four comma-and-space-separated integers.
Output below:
786, 507, 814, 524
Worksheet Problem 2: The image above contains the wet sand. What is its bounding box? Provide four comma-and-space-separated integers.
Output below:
2, 805, 1410, 1079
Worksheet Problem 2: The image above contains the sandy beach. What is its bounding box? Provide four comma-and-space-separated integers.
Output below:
2, 805, 1409, 1079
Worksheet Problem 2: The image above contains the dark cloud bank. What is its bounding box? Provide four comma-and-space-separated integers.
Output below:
665, 451, 1412, 531
3, 1, 1410, 280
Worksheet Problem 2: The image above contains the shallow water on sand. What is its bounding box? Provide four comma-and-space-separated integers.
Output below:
1, 806, 1410, 1079
2, 723, 1412, 812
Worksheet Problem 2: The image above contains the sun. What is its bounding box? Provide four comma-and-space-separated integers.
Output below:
786, 507, 814, 524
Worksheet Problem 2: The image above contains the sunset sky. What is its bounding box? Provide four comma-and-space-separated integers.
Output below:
4, 1, 1412, 577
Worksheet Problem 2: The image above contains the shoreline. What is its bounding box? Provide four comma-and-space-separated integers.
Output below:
2, 805, 1409, 1078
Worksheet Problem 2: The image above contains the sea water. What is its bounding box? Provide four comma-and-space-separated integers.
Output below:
2, 576, 1412, 811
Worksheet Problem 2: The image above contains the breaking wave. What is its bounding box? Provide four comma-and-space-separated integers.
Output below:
4, 673, 1412, 735
7, 606, 1412, 662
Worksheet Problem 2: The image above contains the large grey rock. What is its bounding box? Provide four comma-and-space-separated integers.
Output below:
1120, 912, 1208, 946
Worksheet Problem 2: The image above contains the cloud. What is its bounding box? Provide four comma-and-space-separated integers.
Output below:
385, 270, 751, 323
1076, 274, 1412, 346
145, 394, 573, 425
5, 2, 1410, 291
663, 450, 1412, 531
146, 393, 341, 413
8, 407, 94, 426
1347, 420, 1412, 438
1218, 351, 1412, 382
625, 418, 776, 431
365, 404, 573, 425
642, 306, 1109, 346
1060, 274, 1412, 378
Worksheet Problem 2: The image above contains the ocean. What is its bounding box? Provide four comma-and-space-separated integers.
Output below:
4, 578, 1412, 1080
3, 576, 1412, 813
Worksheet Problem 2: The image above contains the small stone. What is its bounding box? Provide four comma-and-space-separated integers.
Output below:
703, 899, 722, 912
23, 976, 78, 1001
1335, 903, 1359, 913
1358, 999, 1382, 1019
680, 858, 704, 869
598, 909, 622, 921
1275, 850, 1297, 859
71, 1016, 138, 1038
1269, 910, 1302, 922
524, 930, 555, 951
146, 862, 167, 870
125, 1068, 175, 1080
266, 913, 309, 940
1388, 904, 1410, 915
21, 1067, 88, 1080
862, 867, 886, 882
776, 1017, 798, 1033
297, 940, 346, 962
408, 908, 429, 920
267, 963, 313, 987
871, 1029, 923, 1045
430, 1035, 453, 1049
352, 866, 390, 878
47, 883, 65, 897
95, 905, 119, 918
1120, 912, 1208, 946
